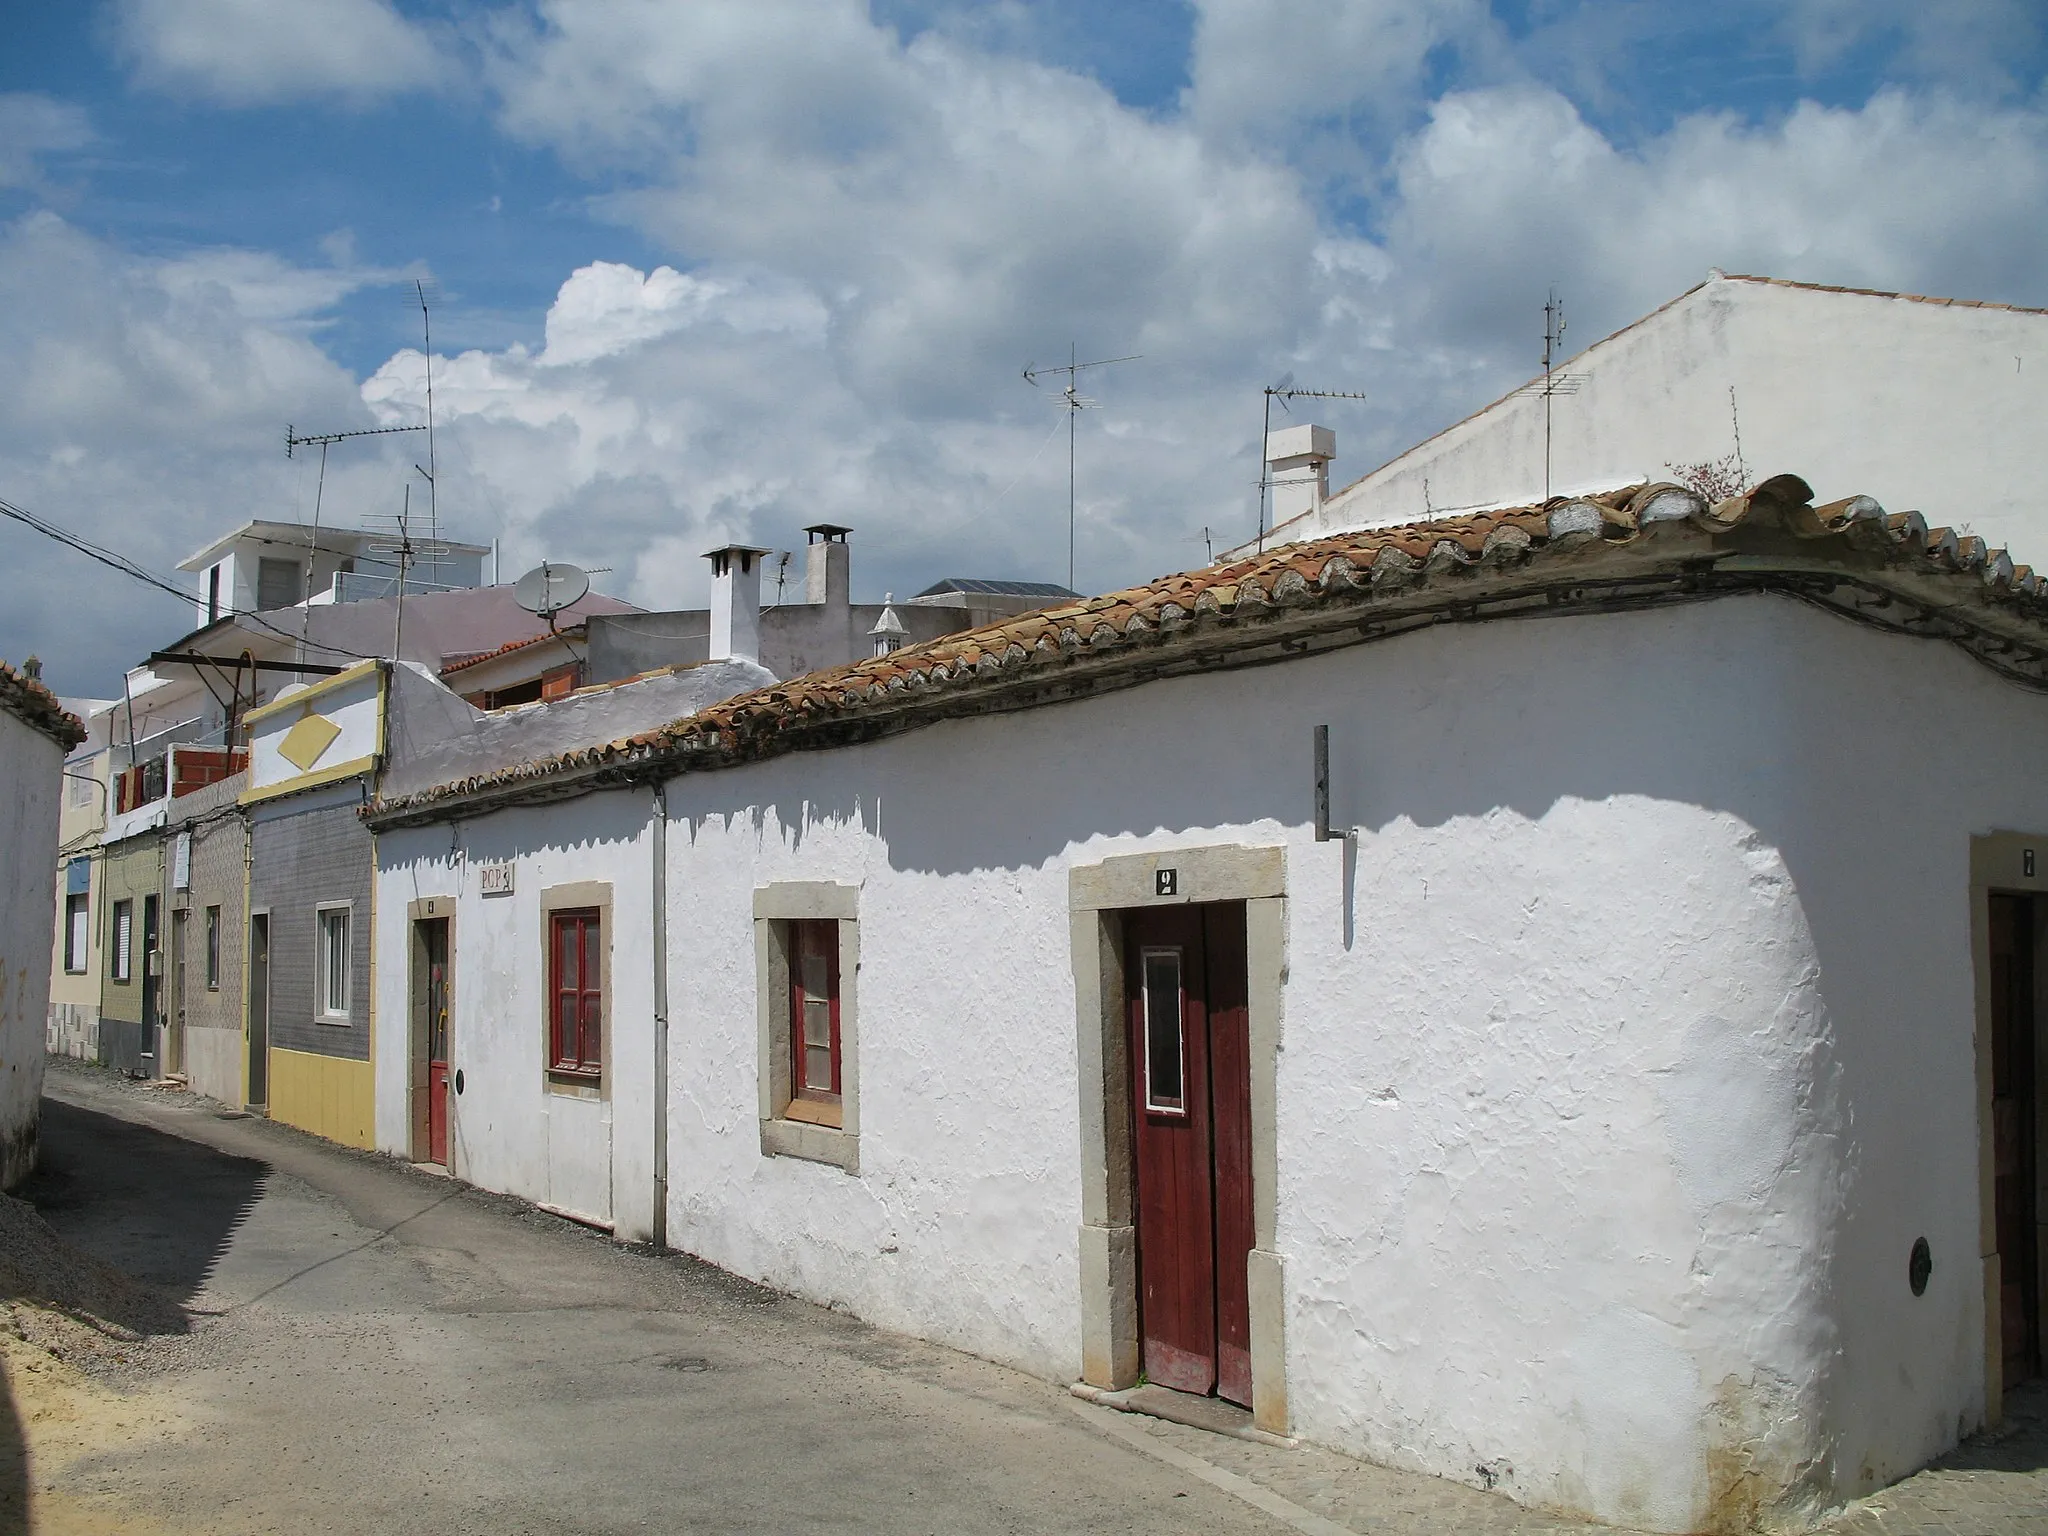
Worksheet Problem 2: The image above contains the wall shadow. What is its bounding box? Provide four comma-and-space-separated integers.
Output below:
0, 1359, 24, 1536
18, 1096, 266, 1309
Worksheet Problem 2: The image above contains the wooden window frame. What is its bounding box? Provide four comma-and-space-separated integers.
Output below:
784, 918, 843, 1126
548, 907, 604, 1081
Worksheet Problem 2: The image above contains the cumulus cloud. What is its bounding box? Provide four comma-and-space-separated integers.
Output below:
0, 214, 420, 691
14, 1, 2048, 696
0, 94, 94, 190
111, 0, 445, 105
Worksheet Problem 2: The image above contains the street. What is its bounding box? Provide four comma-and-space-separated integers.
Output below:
2, 1059, 2044, 1535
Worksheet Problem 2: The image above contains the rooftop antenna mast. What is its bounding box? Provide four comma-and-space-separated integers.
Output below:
414, 280, 442, 587
284, 420, 426, 666
1532, 288, 1585, 502
1023, 344, 1138, 590
1258, 378, 1369, 552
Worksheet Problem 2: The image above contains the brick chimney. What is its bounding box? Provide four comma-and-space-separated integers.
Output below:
705, 545, 770, 664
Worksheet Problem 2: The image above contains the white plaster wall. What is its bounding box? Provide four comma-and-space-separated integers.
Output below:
0, 711, 64, 1187
373, 792, 656, 1233
1297, 275, 2048, 557
380, 656, 775, 802
377, 589, 2048, 1531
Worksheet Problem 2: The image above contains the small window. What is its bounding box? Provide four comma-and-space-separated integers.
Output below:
317, 906, 351, 1020
256, 556, 302, 612
1141, 947, 1186, 1116
63, 893, 89, 973
111, 899, 133, 982
549, 908, 603, 1078
204, 905, 221, 990
787, 919, 841, 1121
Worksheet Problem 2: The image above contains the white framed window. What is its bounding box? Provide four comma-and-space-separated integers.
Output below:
111, 899, 133, 982
64, 893, 90, 973
317, 903, 352, 1021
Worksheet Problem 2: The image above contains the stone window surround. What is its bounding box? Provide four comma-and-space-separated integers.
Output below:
754, 882, 861, 1174
1970, 831, 2048, 1428
540, 881, 611, 1101
1069, 843, 1290, 1438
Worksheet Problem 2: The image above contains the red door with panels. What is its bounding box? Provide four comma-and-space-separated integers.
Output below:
1125, 901, 1254, 1406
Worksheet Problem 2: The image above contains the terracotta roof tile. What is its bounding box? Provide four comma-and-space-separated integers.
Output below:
0, 661, 86, 751
366, 473, 2048, 826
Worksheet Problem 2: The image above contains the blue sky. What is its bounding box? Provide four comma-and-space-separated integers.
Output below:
4, 1, 2046, 695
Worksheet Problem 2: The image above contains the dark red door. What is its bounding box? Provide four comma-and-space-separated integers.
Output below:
1126, 903, 1253, 1406
1991, 894, 2040, 1386
420, 919, 452, 1166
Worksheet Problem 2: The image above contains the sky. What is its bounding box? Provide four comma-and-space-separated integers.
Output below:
4, 1, 2046, 698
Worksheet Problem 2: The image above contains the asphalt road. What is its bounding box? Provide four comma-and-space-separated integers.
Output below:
18, 1061, 1314, 1536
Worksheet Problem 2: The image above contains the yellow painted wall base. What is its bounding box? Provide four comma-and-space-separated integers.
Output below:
267, 1047, 375, 1150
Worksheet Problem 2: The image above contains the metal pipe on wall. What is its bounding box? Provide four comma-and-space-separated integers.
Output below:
650, 779, 669, 1250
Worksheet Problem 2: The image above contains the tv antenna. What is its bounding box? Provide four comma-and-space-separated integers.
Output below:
1023, 344, 1139, 590
1514, 288, 1584, 501
1256, 376, 1369, 552
284, 420, 427, 665
512, 561, 592, 634
413, 280, 441, 571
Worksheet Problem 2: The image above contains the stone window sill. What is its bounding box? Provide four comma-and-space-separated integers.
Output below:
760, 1116, 859, 1174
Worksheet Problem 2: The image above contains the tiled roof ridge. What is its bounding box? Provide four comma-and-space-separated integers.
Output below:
0, 661, 87, 751
365, 473, 2048, 827
441, 624, 585, 676
1718, 272, 2048, 318
1260, 272, 2048, 553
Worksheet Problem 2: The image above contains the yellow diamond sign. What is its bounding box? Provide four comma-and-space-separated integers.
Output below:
278, 712, 342, 773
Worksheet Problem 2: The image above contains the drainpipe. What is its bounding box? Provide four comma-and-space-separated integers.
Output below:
650, 778, 669, 1250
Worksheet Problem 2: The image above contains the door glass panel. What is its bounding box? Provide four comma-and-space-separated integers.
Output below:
1142, 948, 1185, 1114
799, 947, 830, 1002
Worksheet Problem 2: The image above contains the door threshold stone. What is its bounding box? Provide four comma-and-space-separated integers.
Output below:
1071, 1380, 1296, 1448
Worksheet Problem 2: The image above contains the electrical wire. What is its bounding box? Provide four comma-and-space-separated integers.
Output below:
0, 493, 369, 661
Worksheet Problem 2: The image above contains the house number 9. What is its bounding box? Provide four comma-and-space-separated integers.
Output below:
1155, 868, 1178, 897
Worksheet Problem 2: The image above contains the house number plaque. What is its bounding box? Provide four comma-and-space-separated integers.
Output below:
1155, 868, 1178, 897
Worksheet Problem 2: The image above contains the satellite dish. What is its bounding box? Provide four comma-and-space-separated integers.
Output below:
513, 562, 591, 628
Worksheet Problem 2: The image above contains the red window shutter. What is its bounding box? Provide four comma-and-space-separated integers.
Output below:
549, 909, 602, 1075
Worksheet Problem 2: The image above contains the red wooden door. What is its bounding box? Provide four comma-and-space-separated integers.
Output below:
1126, 902, 1254, 1406
1991, 894, 2040, 1385
422, 919, 452, 1166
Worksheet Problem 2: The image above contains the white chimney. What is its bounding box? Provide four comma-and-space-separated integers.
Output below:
705, 544, 769, 664
1266, 424, 1336, 530
803, 523, 852, 609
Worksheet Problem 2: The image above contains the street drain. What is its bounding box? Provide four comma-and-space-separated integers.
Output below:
660, 1355, 711, 1373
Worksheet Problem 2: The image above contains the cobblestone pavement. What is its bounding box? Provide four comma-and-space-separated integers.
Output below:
1822, 1382, 2048, 1536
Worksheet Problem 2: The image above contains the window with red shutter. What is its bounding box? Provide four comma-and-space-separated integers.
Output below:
549, 908, 603, 1077
786, 919, 841, 1122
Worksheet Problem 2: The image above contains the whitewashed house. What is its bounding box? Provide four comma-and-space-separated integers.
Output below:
366, 473, 2048, 1533
2, 659, 84, 1187
1254, 272, 2048, 558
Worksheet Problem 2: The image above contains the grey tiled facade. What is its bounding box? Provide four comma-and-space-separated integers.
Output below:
248, 788, 371, 1062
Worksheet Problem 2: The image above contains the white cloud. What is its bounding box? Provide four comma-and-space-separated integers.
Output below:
0, 94, 94, 189
1182, 0, 1484, 139
16, 2, 2048, 697
0, 214, 419, 691
112, 0, 445, 105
